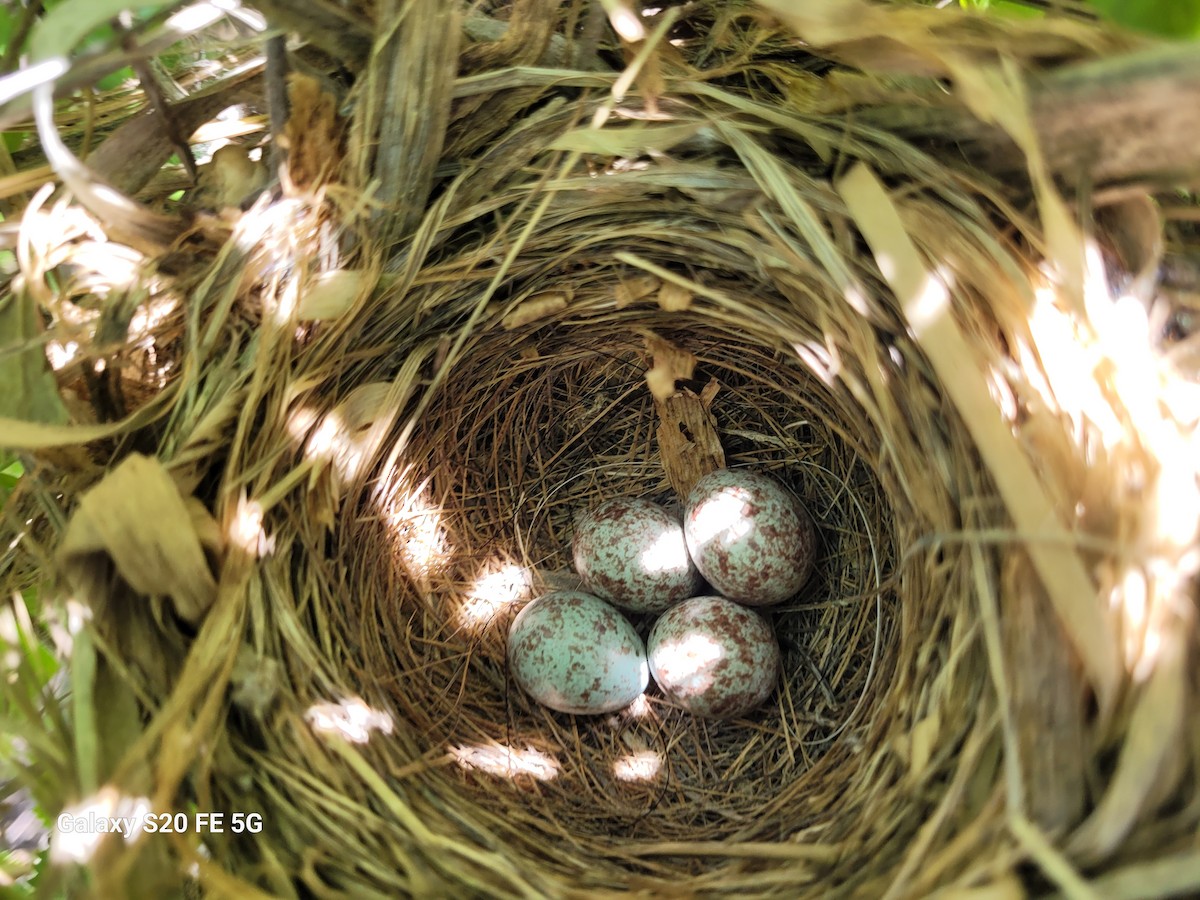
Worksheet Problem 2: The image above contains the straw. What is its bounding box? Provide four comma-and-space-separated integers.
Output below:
1, 1, 1197, 897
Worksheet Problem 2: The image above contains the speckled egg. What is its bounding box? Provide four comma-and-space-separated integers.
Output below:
508, 591, 649, 714
572, 498, 703, 613
647, 596, 780, 719
683, 468, 816, 607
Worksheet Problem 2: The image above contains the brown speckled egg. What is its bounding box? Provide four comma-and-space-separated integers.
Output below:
683, 468, 815, 607
508, 591, 649, 714
573, 498, 703, 613
647, 596, 780, 719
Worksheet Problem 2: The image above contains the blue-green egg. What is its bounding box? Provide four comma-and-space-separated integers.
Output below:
573, 498, 702, 613
684, 468, 816, 607
507, 591, 649, 714
647, 595, 780, 719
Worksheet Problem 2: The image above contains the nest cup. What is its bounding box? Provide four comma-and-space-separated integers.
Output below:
293, 142, 968, 892
367, 316, 894, 833
5, 2, 1199, 898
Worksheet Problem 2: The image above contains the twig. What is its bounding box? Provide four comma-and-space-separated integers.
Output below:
114, 12, 198, 181
265, 34, 290, 173
1, 0, 46, 75
249, 0, 372, 69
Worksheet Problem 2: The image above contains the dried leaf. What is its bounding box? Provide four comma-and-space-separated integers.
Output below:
1068, 624, 1188, 861
1095, 194, 1164, 301
756, 0, 1118, 76
836, 162, 1119, 714
655, 378, 725, 501
615, 274, 659, 308
657, 281, 693, 312
941, 56, 1086, 308
59, 453, 219, 624
305, 376, 414, 497
193, 145, 267, 210
645, 367, 676, 401
502, 291, 570, 330
231, 647, 283, 719
284, 73, 346, 191
0, 289, 69, 426
298, 269, 368, 320
643, 333, 696, 401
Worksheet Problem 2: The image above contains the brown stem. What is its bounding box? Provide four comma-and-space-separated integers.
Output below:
248, 0, 372, 70
863, 43, 1200, 188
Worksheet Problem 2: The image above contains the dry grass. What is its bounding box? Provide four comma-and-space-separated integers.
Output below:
1, 1, 1198, 898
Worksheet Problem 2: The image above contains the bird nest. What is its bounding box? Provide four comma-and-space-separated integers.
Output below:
2, 2, 1199, 898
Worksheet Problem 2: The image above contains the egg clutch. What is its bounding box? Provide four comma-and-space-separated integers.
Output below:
507, 468, 817, 720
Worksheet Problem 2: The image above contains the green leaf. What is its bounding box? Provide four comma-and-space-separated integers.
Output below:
0, 851, 37, 898
2, 131, 28, 153
1089, 0, 1200, 37
959, 0, 1043, 16
29, 0, 171, 61
96, 65, 134, 92
991, 1, 1042, 18
0, 15, 13, 61
0, 471, 20, 508
0, 290, 69, 428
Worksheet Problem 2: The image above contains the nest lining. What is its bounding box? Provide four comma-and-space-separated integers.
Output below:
341, 315, 897, 850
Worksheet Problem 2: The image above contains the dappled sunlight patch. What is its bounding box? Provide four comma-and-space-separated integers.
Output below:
613, 751, 662, 783
306, 697, 394, 744
50, 788, 151, 865
126, 296, 183, 387
14, 189, 142, 299
687, 488, 753, 548
1021, 285, 1124, 449
384, 481, 450, 582
637, 528, 692, 575
311, 411, 354, 471
606, 2, 645, 43
45, 340, 81, 372
0, 599, 24, 672
905, 267, 954, 342
40, 598, 92, 660
285, 405, 323, 448
1023, 251, 1200, 682
290, 384, 407, 497
649, 632, 724, 699
166, 0, 268, 36
226, 495, 275, 558
458, 562, 532, 632
451, 743, 560, 782
126, 296, 180, 346
61, 241, 144, 295
1113, 567, 1150, 675
624, 693, 652, 719
792, 340, 840, 387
